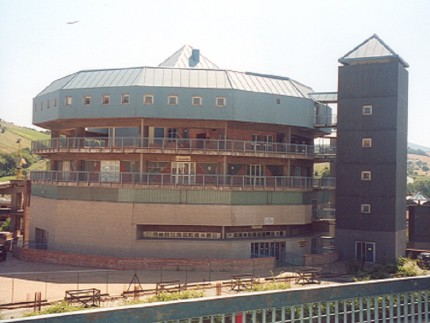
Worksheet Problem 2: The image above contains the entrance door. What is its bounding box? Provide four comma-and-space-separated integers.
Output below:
171, 162, 196, 184
247, 164, 263, 185
355, 241, 376, 263
251, 242, 285, 260
101, 160, 120, 182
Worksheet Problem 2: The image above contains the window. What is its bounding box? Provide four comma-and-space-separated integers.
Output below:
216, 97, 226, 107
47, 100, 50, 109
83, 96, 91, 105
102, 95, 110, 105
65, 96, 72, 106
276, 98, 281, 104
362, 105, 373, 115
361, 204, 371, 214
40, 101, 44, 110
168, 95, 178, 105
54, 98, 57, 107
192, 96, 202, 106
121, 94, 130, 104
144, 94, 154, 105
361, 171, 372, 181
362, 138, 372, 148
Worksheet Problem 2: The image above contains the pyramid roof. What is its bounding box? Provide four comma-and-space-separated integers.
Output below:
339, 34, 408, 67
158, 45, 219, 69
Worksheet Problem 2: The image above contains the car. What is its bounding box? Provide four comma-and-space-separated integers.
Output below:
0, 245, 7, 261
417, 252, 430, 270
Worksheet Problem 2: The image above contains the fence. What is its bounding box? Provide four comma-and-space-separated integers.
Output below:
3, 275, 430, 322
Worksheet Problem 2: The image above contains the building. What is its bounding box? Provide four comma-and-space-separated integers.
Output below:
335, 34, 409, 263
407, 192, 430, 252
30, 45, 335, 262
30, 36, 408, 264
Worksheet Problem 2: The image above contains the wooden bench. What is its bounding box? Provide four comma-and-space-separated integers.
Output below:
295, 267, 321, 285
230, 274, 255, 291
156, 280, 183, 294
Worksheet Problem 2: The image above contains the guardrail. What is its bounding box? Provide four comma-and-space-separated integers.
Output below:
9, 275, 430, 322
31, 137, 335, 159
30, 171, 336, 190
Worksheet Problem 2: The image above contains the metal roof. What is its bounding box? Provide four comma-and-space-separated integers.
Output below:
158, 45, 219, 69
339, 34, 409, 68
36, 45, 314, 98
309, 92, 338, 103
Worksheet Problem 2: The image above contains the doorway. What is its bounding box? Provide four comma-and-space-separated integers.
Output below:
171, 162, 196, 184
355, 241, 376, 263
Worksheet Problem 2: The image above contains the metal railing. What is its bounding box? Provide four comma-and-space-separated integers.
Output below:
12, 275, 430, 322
31, 137, 334, 159
30, 171, 336, 190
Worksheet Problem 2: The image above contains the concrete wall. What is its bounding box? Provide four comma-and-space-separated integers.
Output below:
29, 196, 312, 258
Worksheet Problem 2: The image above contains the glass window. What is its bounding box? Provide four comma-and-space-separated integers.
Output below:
361, 204, 371, 214
144, 94, 154, 105
65, 96, 72, 106
54, 98, 57, 107
83, 96, 91, 105
362, 105, 373, 115
276, 98, 281, 104
102, 95, 110, 105
192, 96, 202, 106
362, 138, 372, 148
47, 100, 50, 109
168, 95, 178, 105
216, 96, 226, 107
361, 171, 371, 181
121, 94, 130, 104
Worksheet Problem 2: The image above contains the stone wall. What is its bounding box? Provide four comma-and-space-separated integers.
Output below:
13, 246, 276, 273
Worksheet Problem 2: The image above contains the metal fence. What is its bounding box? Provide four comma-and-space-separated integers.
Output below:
30, 171, 336, 191
4, 275, 430, 322
32, 137, 325, 158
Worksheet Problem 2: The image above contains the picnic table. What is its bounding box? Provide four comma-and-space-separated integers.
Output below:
295, 267, 321, 285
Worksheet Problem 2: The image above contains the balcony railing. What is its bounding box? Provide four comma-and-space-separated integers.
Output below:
31, 137, 326, 159
30, 171, 336, 190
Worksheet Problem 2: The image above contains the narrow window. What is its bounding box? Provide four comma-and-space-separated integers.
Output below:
47, 100, 50, 109
362, 105, 373, 115
121, 94, 130, 104
216, 97, 226, 107
361, 171, 372, 181
144, 94, 154, 105
192, 96, 202, 106
54, 98, 57, 107
168, 95, 178, 105
102, 95, 110, 105
83, 96, 91, 105
276, 98, 281, 104
65, 96, 72, 106
40, 101, 44, 110
361, 204, 371, 214
362, 138, 372, 148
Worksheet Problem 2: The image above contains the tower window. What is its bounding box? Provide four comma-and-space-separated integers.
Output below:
361, 204, 371, 214
121, 94, 130, 104
361, 171, 372, 181
362, 105, 373, 115
168, 96, 178, 105
216, 97, 226, 107
65, 96, 72, 106
192, 96, 202, 106
144, 94, 154, 105
83, 96, 91, 105
362, 138, 372, 148
102, 95, 110, 105
276, 98, 281, 104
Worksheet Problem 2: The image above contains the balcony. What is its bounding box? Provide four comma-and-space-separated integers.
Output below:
31, 137, 316, 159
30, 171, 335, 191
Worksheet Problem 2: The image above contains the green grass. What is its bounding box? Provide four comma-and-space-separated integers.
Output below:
23, 301, 87, 317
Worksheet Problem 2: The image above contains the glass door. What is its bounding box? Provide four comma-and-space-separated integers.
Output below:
101, 160, 120, 182
171, 162, 196, 184
247, 164, 263, 185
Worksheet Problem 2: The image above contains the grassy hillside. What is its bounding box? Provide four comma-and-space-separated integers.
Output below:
0, 120, 49, 154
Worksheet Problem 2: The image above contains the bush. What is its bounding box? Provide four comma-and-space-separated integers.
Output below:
251, 282, 290, 291
24, 301, 86, 317
145, 290, 204, 303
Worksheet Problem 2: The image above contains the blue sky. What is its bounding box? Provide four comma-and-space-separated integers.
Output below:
1, 0, 429, 147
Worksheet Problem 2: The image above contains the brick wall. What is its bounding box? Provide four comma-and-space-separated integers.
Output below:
304, 251, 338, 267
13, 247, 275, 273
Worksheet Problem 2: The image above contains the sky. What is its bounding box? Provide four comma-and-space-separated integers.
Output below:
0, 0, 429, 147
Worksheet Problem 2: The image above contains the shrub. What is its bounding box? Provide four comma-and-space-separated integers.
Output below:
24, 301, 86, 317
145, 290, 204, 303
251, 282, 290, 291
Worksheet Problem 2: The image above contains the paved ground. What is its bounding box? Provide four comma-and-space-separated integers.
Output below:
0, 256, 347, 320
